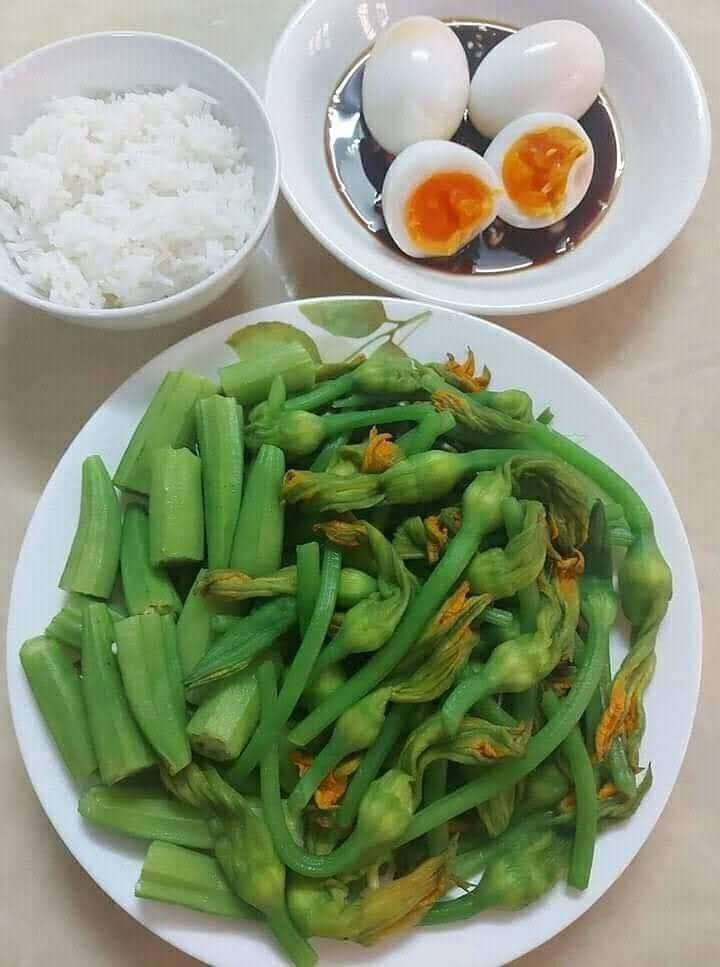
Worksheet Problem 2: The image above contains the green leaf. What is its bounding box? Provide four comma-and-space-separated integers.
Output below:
300, 300, 432, 339
226, 322, 321, 363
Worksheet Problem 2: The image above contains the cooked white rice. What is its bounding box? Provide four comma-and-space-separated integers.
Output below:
0, 86, 257, 309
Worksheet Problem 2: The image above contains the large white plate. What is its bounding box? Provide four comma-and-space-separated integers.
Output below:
7, 297, 702, 966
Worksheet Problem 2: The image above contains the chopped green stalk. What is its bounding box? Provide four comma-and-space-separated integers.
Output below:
196, 395, 244, 570
149, 447, 204, 566
187, 669, 260, 761
176, 569, 213, 679
220, 342, 316, 405
226, 549, 342, 784
59, 455, 121, 599
79, 784, 213, 848
230, 444, 285, 577
115, 613, 190, 774
82, 602, 155, 784
184, 596, 297, 689
45, 599, 124, 649
114, 370, 218, 495
20, 636, 97, 781
296, 542, 320, 638
136, 841, 260, 920
289, 470, 511, 749
120, 502, 182, 615
544, 691, 598, 890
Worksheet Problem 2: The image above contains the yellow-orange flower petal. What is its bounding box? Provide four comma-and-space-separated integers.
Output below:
442, 350, 492, 392
361, 427, 402, 473
424, 515, 449, 564
314, 520, 367, 548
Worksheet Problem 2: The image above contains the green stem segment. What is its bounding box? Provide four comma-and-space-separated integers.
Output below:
230, 444, 285, 576
227, 549, 342, 784
424, 760, 450, 856
196, 395, 244, 570
149, 447, 204, 566
82, 602, 155, 784
187, 669, 260, 762
20, 635, 97, 781
59, 455, 121, 599
289, 472, 509, 748
79, 784, 213, 849
544, 691, 597, 890
176, 569, 213, 680
296, 542, 321, 638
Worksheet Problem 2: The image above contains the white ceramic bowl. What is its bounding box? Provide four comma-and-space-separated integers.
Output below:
266, 0, 711, 316
0, 32, 280, 330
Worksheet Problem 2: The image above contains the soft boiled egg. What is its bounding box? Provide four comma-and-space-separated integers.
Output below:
469, 21, 605, 139
362, 17, 470, 156
484, 113, 595, 229
382, 140, 502, 258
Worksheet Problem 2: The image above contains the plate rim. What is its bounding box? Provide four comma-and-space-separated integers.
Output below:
264, 0, 712, 316
6, 295, 703, 966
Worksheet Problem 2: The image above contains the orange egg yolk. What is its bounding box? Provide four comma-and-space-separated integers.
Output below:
405, 172, 496, 256
502, 127, 587, 218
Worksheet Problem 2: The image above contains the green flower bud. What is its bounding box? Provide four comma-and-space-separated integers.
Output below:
304, 662, 348, 711
477, 785, 516, 838
353, 355, 421, 396
356, 769, 415, 857
246, 408, 325, 458
282, 469, 382, 514
288, 852, 451, 944
393, 516, 429, 561
381, 452, 468, 505
470, 828, 569, 912
471, 388, 534, 422
333, 689, 391, 756
337, 568, 378, 608
465, 500, 547, 597
516, 760, 570, 818
507, 456, 589, 551
461, 467, 512, 532
619, 531, 673, 629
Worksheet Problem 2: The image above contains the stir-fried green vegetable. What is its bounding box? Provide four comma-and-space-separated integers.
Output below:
20, 325, 672, 966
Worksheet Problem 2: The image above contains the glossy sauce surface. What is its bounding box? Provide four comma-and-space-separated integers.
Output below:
326, 22, 623, 274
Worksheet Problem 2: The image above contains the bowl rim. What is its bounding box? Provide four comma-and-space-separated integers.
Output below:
265, 0, 712, 316
0, 30, 280, 320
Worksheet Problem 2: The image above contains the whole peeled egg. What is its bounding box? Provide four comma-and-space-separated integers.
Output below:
469, 21, 605, 139
484, 113, 595, 229
382, 140, 501, 258
362, 17, 470, 156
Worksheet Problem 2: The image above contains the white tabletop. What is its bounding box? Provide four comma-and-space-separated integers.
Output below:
1, 0, 718, 964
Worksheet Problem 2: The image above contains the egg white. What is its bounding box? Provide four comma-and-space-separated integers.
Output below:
484, 113, 595, 230
382, 140, 502, 258
468, 20, 606, 139
362, 17, 469, 156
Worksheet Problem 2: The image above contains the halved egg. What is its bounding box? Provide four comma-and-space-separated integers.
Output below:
382, 141, 502, 258
484, 113, 595, 229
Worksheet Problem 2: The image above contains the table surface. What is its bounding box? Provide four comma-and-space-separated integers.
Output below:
1, 1, 718, 964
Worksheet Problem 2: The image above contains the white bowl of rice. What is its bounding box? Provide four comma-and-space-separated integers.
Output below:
0, 32, 280, 329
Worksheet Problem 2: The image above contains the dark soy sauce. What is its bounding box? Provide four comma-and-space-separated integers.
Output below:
326, 22, 623, 275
